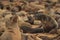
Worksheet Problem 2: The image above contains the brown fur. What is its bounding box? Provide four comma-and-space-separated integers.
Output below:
0, 15, 21, 40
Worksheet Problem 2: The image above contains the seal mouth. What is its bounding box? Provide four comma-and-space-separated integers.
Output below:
0, 30, 5, 36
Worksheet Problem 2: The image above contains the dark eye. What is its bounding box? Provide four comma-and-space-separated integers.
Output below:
9, 0, 14, 2
2, 15, 5, 17
10, 17, 13, 20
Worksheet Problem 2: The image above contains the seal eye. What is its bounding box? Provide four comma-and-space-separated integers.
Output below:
9, 0, 14, 2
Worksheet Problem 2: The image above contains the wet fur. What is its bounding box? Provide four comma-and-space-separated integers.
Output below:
20, 13, 58, 33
